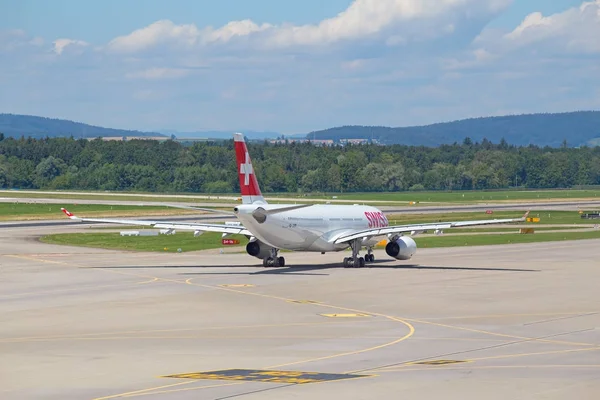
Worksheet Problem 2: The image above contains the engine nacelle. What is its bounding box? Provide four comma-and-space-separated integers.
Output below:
385, 236, 417, 260
246, 239, 274, 259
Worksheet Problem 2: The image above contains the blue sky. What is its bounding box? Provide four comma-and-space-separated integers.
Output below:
0, 0, 582, 40
1, 1, 354, 43
1, 0, 599, 134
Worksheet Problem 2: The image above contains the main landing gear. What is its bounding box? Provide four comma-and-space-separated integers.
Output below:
343, 241, 374, 268
262, 248, 285, 268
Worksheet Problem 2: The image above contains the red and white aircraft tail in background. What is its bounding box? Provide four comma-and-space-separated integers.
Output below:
62, 133, 529, 268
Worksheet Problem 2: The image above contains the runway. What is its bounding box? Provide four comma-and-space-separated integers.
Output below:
1, 224, 599, 399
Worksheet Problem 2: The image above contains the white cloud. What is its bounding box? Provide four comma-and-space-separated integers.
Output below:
341, 59, 370, 70
502, 0, 600, 53
107, 20, 199, 53
29, 37, 45, 47
505, 12, 551, 40
204, 20, 272, 43
107, 19, 271, 53
53, 38, 88, 55
266, 0, 510, 47
132, 89, 163, 101
220, 88, 237, 100
0, 29, 34, 51
104, 0, 511, 54
126, 67, 191, 80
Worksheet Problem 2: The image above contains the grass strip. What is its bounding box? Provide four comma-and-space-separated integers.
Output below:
40, 232, 246, 253
41, 230, 600, 253
413, 230, 600, 248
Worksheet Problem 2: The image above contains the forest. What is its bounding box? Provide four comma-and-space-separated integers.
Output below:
0, 134, 599, 193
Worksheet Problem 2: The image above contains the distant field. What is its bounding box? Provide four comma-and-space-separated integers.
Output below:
278, 189, 600, 203
0, 190, 238, 204
0, 203, 199, 221
2, 188, 600, 206
386, 210, 599, 225
429, 226, 586, 233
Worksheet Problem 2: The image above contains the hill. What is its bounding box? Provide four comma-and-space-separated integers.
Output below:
306, 111, 600, 147
0, 114, 165, 139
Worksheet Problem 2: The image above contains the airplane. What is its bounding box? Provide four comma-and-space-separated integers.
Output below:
61, 133, 530, 268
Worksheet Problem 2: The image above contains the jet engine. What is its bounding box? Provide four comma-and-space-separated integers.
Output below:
385, 236, 417, 260
246, 239, 274, 259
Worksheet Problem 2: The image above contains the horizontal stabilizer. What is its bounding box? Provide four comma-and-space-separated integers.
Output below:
251, 204, 313, 223
261, 204, 313, 215
163, 204, 236, 216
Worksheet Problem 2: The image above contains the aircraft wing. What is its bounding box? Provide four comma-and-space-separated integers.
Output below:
60, 208, 252, 236
333, 211, 530, 244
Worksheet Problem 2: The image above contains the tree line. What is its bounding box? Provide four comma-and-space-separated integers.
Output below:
0, 135, 599, 193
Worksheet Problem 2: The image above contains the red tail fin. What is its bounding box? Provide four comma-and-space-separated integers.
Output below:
233, 133, 266, 204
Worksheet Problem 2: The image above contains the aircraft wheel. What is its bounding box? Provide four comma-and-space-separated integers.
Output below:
359, 257, 365, 268
263, 257, 275, 267
277, 257, 285, 267
343, 257, 350, 268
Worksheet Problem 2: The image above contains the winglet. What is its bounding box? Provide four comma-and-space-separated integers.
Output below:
522, 210, 530, 220
61, 208, 75, 218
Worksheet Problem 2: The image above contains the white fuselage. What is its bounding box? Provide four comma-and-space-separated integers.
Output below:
234, 204, 389, 252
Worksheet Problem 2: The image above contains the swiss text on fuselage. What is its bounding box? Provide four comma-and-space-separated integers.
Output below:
364, 211, 388, 228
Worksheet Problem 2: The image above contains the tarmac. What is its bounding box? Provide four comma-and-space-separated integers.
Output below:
1, 223, 599, 399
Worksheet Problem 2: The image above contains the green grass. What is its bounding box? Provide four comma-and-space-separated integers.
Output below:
2, 188, 600, 205
439, 226, 584, 233
41, 227, 600, 254
0, 190, 238, 204
387, 210, 599, 225
40, 232, 247, 253
413, 230, 600, 248
0, 203, 194, 220
271, 189, 600, 203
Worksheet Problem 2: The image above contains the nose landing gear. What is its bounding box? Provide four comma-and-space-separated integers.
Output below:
365, 247, 375, 263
